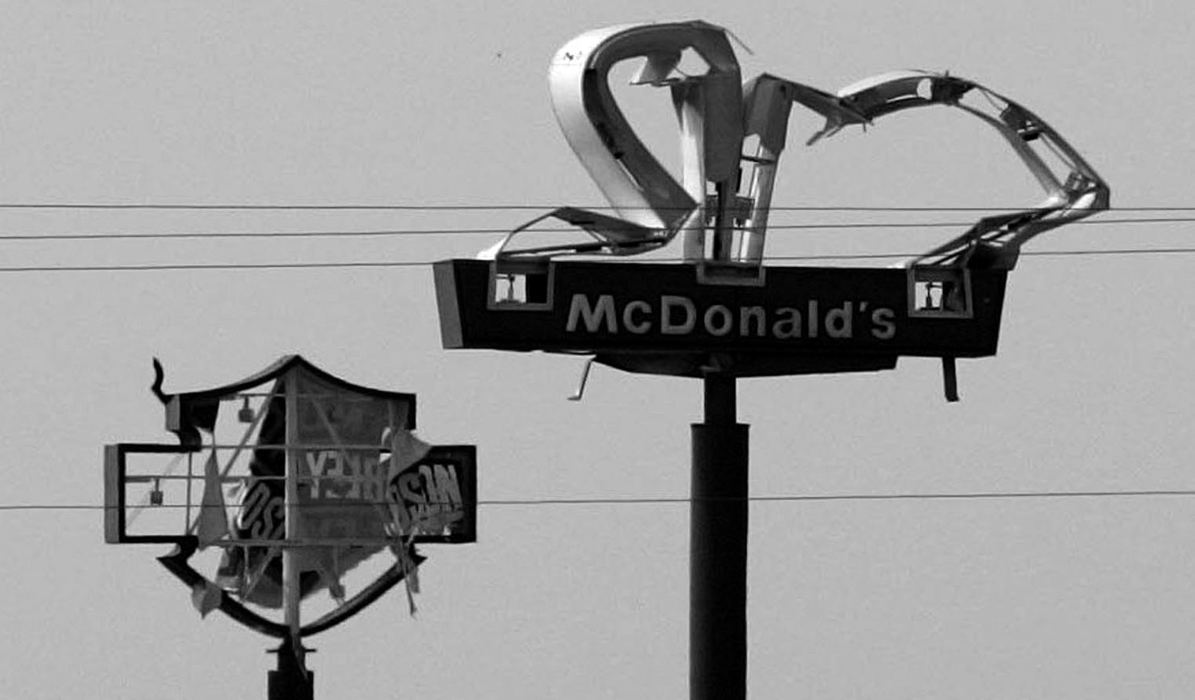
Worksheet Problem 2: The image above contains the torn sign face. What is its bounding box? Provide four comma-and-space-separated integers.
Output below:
217, 372, 476, 609
107, 355, 478, 639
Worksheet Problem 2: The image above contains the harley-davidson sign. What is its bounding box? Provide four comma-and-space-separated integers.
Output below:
103, 355, 476, 637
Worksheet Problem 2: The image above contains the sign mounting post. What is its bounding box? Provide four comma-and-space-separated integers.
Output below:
691, 373, 749, 699
278, 373, 311, 699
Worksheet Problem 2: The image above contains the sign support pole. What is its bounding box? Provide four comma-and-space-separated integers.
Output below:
274, 378, 314, 700
269, 638, 312, 700
690, 372, 749, 700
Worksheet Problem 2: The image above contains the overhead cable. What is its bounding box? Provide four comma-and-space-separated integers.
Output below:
0, 216, 1193, 243
0, 246, 1191, 273
3, 202, 1195, 213
7, 488, 1195, 512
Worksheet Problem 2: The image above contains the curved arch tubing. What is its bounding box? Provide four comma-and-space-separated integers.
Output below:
792, 70, 1110, 268
548, 21, 741, 237
488, 24, 1108, 268
158, 538, 424, 639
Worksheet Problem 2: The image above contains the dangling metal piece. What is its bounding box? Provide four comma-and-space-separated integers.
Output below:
568, 357, 596, 402
237, 396, 254, 423
942, 357, 960, 403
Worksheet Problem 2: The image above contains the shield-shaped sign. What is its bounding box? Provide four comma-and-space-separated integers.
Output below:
104, 355, 476, 638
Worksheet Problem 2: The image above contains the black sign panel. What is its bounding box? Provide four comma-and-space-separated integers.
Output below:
434, 259, 1007, 377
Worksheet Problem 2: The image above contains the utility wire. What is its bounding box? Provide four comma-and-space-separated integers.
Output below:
3, 202, 1195, 212
0, 216, 1192, 243
771, 247, 1195, 262
7, 488, 1195, 512
0, 261, 428, 273
0, 246, 1191, 273
0, 227, 515, 242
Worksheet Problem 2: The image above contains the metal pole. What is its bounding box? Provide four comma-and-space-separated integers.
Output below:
690, 373, 749, 700
269, 638, 313, 700
276, 377, 314, 699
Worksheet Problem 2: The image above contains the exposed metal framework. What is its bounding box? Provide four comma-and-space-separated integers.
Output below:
481, 21, 1109, 271
105, 356, 476, 638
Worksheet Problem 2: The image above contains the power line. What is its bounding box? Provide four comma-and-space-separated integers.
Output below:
0, 260, 428, 273
0, 216, 1191, 244
0, 203, 555, 212
484, 489, 1195, 505
772, 247, 1195, 262
0, 227, 508, 242
3, 202, 1195, 213
0, 227, 512, 242
7, 488, 1195, 512
0, 246, 1191, 273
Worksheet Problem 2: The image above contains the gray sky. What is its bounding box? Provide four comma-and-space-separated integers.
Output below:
2, 1, 1194, 698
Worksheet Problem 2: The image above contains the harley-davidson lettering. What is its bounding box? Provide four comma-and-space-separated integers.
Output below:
234, 452, 467, 541
565, 293, 896, 340
387, 461, 465, 535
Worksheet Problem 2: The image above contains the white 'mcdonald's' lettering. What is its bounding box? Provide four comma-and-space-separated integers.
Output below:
564, 293, 897, 340
566, 294, 617, 333
661, 295, 695, 334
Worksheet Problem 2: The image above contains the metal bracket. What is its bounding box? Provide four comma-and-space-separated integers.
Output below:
568, 357, 596, 401
942, 357, 960, 402
695, 260, 766, 287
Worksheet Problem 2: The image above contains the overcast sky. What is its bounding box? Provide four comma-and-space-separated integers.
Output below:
2, 2, 1194, 698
